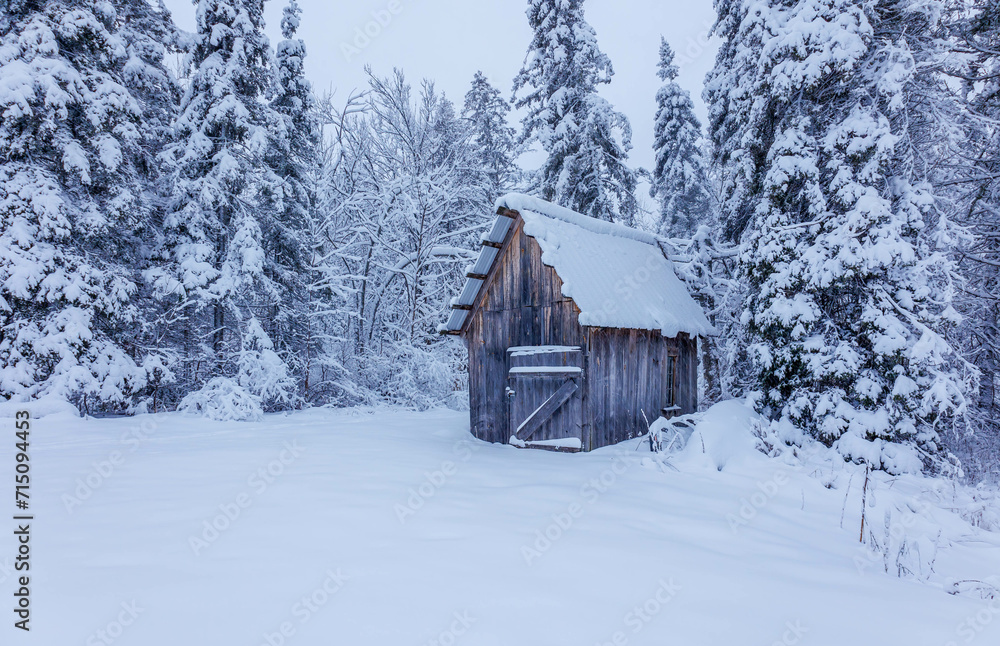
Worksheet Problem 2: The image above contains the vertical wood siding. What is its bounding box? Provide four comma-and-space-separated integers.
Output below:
583, 329, 697, 448
466, 220, 585, 444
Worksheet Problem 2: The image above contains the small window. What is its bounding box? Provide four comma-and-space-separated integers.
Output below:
665, 355, 677, 408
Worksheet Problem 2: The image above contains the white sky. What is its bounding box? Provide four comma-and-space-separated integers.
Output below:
162, 0, 719, 176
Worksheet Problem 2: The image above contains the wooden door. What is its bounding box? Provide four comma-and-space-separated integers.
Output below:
506, 346, 584, 452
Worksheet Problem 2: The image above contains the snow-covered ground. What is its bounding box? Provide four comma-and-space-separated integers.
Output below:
3, 403, 1000, 645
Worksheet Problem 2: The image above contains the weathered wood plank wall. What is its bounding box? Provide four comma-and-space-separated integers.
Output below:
583, 329, 696, 449
676, 333, 698, 415
466, 219, 585, 444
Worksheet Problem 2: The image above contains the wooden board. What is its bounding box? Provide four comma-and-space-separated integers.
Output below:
513, 378, 579, 441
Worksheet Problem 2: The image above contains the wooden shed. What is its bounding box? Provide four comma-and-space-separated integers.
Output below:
441, 194, 714, 452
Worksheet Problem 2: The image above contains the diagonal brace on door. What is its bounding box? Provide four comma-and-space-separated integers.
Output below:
515, 378, 579, 442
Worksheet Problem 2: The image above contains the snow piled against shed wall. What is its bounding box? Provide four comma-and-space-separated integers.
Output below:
496, 194, 714, 337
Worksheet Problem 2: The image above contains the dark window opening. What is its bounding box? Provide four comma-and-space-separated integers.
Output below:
665, 355, 677, 408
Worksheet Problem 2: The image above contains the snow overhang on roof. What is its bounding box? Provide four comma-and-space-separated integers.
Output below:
439, 193, 716, 338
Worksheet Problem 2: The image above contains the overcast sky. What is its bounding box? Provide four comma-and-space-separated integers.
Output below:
162, 0, 719, 178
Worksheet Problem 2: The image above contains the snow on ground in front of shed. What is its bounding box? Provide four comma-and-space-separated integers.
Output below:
4, 404, 1000, 645
496, 193, 714, 337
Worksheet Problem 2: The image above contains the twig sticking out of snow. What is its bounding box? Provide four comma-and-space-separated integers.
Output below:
860, 462, 871, 543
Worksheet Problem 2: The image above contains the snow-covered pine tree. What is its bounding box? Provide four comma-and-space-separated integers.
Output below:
650, 37, 731, 403
512, 0, 637, 223
463, 71, 517, 203
117, 0, 181, 167
428, 91, 465, 169
704, 0, 772, 242
650, 37, 713, 238
711, 0, 974, 473
0, 0, 179, 411
149, 0, 296, 413
703, 0, 777, 401
262, 0, 320, 396
944, 0, 1000, 478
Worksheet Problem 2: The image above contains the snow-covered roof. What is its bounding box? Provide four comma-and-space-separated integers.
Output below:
441, 193, 715, 337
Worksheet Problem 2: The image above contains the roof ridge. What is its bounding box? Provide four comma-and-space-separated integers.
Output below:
495, 193, 658, 246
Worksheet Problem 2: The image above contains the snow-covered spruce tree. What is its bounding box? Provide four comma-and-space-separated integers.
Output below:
944, 0, 1000, 479
701, 1, 770, 403
463, 71, 517, 203
261, 0, 320, 397
651, 29, 733, 403
704, 0, 773, 243
711, 0, 974, 473
650, 38, 713, 238
149, 0, 296, 414
512, 0, 637, 224
0, 0, 179, 411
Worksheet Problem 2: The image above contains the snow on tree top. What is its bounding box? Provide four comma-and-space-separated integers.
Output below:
441, 193, 714, 338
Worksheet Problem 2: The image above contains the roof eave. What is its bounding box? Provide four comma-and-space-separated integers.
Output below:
439, 206, 522, 337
